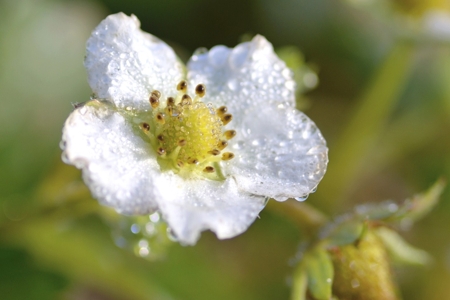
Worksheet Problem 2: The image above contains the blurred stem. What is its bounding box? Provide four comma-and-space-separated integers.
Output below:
267, 199, 328, 236
315, 41, 416, 213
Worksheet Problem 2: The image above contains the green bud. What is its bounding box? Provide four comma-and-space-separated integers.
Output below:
329, 230, 399, 300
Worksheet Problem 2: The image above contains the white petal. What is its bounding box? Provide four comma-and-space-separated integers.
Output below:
85, 13, 184, 110
154, 175, 265, 245
187, 35, 296, 124
61, 102, 160, 214
225, 105, 328, 201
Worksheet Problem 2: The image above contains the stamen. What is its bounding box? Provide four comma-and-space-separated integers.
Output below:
222, 152, 234, 160
167, 97, 175, 106
208, 149, 221, 156
151, 90, 161, 98
149, 95, 159, 108
203, 166, 215, 173
195, 84, 206, 98
224, 130, 237, 140
140, 122, 150, 132
221, 114, 233, 125
188, 158, 199, 165
157, 147, 166, 155
217, 106, 227, 116
217, 140, 228, 150
156, 113, 165, 124
181, 94, 192, 106
177, 80, 188, 93
165, 106, 173, 116
142, 81, 237, 179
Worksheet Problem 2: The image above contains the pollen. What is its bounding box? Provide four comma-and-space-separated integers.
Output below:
140, 81, 236, 179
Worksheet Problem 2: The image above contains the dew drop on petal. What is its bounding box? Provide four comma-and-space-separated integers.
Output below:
229, 43, 249, 70
149, 212, 160, 223
208, 45, 229, 67
167, 227, 178, 242
79, 106, 87, 115
227, 78, 239, 91
295, 195, 308, 202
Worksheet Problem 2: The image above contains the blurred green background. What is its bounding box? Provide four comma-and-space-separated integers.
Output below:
1, 0, 450, 299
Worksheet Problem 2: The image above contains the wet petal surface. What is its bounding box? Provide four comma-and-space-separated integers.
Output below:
85, 13, 184, 110
61, 102, 160, 214
225, 104, 328, 201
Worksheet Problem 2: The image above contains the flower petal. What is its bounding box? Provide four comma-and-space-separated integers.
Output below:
153, 175, 265, 245
187, 35, 296, 124
225, 104, 328, 201
61, 102, 160, 214
85, 13, 184, 110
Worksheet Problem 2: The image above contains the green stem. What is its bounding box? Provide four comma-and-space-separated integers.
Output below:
267, 199, 328, 236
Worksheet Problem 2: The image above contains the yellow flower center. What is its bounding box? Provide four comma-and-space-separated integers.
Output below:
140, 81, 235, 180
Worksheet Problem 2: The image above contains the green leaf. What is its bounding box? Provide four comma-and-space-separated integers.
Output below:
396, 178, 446, 222
353, 178, 446, 224
327, 220, 365, 247
375, 227, 431, 266
304, 246, 334, 300
291, 263, 308, 300
354, 201, 403, 221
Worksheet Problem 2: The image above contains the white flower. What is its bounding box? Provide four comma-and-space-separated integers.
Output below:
61, 13, 328, 245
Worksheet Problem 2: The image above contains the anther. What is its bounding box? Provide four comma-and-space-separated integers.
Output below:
156, 112, 165, 124
165, 106, 173, 116
178, 139, 187, 146
177, 80, 188, 93
203, 166, 215, 173
167, 97, 175, 106
224, 130, 237, 140
217, 140, 228, 150
149, 95, 159, 108
181, 94, 192, 105
140, 122, 150, 132
195, 84, 206, 97
157, 147, 166, 155
222, 152, 235, 161
151, 90, 161, 98
177, 160, 184, 168
217, 106, 227, 116
221, 114, 233, 125
208, 149, 221, 156
188, 158, 199, 165
157, 134, 164, 142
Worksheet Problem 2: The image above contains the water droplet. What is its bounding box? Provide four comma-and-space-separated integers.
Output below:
351, 278, 360, 288
227, 79, 239, 91
303, 72, 318, 89
208, 45, 230, 67
387, 202, 398, 212
193, 47, 208, 56
130, 223, 140, 234
285, 80, 296, 91
79, 106, 87, 115
295, 195, 308, 202
167, 228, 178, 242
149, 212, 160, 223
229, 44, 248, 70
